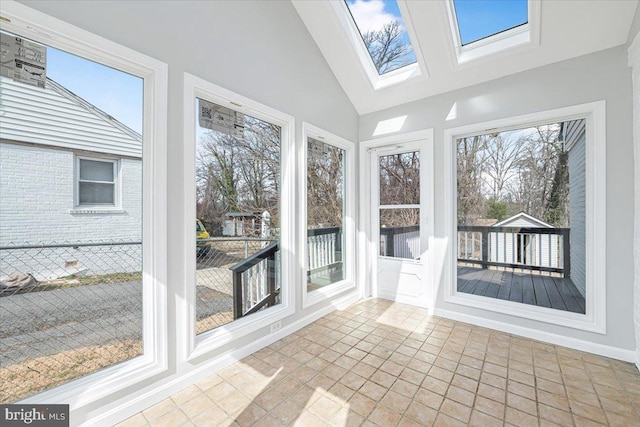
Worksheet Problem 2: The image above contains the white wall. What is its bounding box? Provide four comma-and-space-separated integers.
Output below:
360, 46, 635, 353
628, 2, 640, 45
628, 31, 640, 369
14, 0, 359, 424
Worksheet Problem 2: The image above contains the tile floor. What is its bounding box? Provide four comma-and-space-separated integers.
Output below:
117, 299, 640, 427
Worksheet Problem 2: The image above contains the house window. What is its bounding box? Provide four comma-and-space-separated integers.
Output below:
0, 3, 166, 408
302, 123, 355, 308
445, 101, 606, 333
77, 158, 118, 206
184, 73, 295, 357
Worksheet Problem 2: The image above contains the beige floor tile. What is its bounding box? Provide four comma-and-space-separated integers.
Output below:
149, 409, 189, 427
115, 413, 149, 427
379, 390, 411, 414
114, 299, 640, 427
539, 403, 575, 427
505, 407, 538, 427
538, 389, 570, 412
507, 391, 537, 416
359, 380, 387, 401
367, 405, 402, 426
390, 378, 418, 398
404, 400, 438, 425
270, 399, 305, 425
216, 389, 251, 417
433, 412, 467, 426
473, 395, 504, 420
291, 410, 326, 427
189, 404, 228, 427
347, 392, 377, 418
468, 409, 502, 427
142, 399, 177, 422
440, 398, 471, 423
179, 394, 215, 419
569, 400, 608, 424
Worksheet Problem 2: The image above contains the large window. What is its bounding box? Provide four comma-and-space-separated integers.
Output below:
445, 102, 606, 332
302, 124, 355, 308
194, 98, 282, 334
0, 5, 166, 407
184, 74, 294, 355
306, 138, 345, 290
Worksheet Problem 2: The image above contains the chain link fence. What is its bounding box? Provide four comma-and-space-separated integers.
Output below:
0, 241, 143, 403
195, 238, 274, 334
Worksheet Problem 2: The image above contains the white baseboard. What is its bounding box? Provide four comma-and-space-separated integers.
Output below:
87, 291, 361, 427
434, 308, 636, 363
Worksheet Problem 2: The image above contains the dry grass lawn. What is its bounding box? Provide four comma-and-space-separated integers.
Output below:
0, 339, 142, 403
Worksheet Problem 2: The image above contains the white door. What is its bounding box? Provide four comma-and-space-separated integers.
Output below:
370, 139, 432, 308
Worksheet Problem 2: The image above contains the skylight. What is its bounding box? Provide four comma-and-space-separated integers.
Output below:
344, 0, 417, 75
453, 0, 528, 46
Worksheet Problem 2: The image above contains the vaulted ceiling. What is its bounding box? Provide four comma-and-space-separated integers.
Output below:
292, 0, 639, 115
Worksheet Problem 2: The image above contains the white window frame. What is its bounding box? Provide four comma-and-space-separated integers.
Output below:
183, 73, 295, 361
443, 101, 606, 333
300, 123, 356, 309
0, 0, 168, 409
444, 0, 541, 66
329, 0, 428, 90
75, 156, 120, 209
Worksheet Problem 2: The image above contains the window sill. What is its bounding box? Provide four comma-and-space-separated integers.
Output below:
69, 209, 127, 215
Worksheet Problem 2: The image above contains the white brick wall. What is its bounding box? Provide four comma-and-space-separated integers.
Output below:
569, 134, 587, 297
0, 142, 142, 278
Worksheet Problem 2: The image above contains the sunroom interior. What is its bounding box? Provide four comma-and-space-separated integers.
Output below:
0, 0, 639, 426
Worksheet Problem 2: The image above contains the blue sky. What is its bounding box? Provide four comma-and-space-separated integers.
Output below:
47, 47, 143, 134
453, 0, 528, 45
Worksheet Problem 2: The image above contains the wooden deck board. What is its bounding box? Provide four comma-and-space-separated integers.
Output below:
542, 275, 567, 311
457, 266, 585, 314
496, 270, 513, 300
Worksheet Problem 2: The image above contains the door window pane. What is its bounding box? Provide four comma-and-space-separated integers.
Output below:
307, 138, 345, 291
379, 208, 420, 259
379, 152, 420, 205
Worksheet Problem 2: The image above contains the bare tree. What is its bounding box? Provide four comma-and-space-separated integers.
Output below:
457, 136, 486, 224
307, 142, 344, 228
362, 20, 412, 74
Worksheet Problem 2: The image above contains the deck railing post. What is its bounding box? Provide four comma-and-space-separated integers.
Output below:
232, 270, 243, 319
562, 229, 571, 278
267, 252, 276, 306
386, 229, 395, 257
481, 228, 489, 269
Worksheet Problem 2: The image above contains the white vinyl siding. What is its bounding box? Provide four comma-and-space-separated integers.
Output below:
568, 122, 587, 296
0, 76, 141, 158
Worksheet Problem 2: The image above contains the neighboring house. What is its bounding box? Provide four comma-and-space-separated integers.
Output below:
0, 76, 142, 280
490, 212, 561, 269
563, 119, 587, 297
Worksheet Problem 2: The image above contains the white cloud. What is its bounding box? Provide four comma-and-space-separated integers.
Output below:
347, 0, 398, 33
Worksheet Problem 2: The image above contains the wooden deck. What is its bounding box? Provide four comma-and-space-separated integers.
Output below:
457, 266, 585, 314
